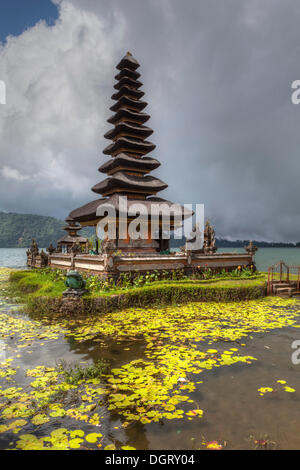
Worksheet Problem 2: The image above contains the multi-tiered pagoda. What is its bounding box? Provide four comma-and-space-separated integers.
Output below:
69, 52, 189, 253
34, 52, 256, 275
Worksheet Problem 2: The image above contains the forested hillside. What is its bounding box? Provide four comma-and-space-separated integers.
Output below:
0, 211, 298, 249
0, 212, 66, 248
0, 212, 93, 248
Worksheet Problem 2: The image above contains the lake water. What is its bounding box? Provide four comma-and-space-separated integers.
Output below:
0, 248, 28, 269
1, 268, 300, 449
218, 247, 300, 271
1, 247, 300, 271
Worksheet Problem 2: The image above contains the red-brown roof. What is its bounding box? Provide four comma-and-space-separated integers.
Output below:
103, 137, 156, 156
68, 54, 193, 228
115, 68, 141, 81
114, 76, 142, 90
98, 153, 160, 174
111, 86, 145, 101
57, 235, 88, 244
91, 172, 168, 195
107, 108, 150, 125
104, 122, 153, 140
69, 194, 193, 224
110, 96, 147, 113
116, 52, 140, 71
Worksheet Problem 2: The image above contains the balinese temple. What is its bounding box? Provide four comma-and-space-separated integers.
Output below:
57, 217, 88, 253
69, 52, 190, 253
29, 52, 256, 274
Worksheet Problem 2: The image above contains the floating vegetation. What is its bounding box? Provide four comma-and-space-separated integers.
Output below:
57, 360, 109, 385
15, 428, 103, 450
257, 380, 296, 396
258, 387, 274, 396
0, 267, 300, 449
206, 440, 223, 450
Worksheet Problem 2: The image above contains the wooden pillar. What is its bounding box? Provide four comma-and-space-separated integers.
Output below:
280, 262, 282, 282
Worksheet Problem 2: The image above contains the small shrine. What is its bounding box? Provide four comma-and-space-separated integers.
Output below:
56, 217, 88, 254
26, 239, 48, 268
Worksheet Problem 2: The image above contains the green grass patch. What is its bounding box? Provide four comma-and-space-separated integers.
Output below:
9, 269, 66, 298
7, 269, 267, 316
9, 269, 266, 299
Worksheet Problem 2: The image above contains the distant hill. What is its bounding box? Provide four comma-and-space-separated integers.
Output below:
216, 238, 298, 248
0, 212, 93, 248
170, 234, 299, 249
0, 211, 299, 249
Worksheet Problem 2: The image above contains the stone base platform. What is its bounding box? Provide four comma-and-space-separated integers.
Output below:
40, 250, 255, 279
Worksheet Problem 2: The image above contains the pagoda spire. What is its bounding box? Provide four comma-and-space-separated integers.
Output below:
91, 52, 167, 199
68, 53, 192, 236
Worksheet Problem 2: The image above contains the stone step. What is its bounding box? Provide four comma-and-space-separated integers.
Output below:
276, 286, 294, 290
274, 284, 295, 289
272, 282, 291, 287
275, 287, 296, 297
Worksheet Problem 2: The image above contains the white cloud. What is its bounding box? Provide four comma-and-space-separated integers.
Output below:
1, 165, 29, 181
0, 0, 125, 217
1, 0, 300, 241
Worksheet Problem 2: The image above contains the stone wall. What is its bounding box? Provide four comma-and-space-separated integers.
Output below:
26, 281, 266, 317
46, 251, 254, 278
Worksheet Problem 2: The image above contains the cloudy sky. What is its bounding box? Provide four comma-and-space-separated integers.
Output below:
0, 0, 300, 241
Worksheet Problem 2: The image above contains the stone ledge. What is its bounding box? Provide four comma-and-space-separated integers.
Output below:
26, 282, 266, 317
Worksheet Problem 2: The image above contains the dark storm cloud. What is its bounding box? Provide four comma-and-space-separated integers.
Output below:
1, 0, 300, 241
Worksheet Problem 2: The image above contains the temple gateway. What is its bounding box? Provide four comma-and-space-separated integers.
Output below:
27, 52, 256, 276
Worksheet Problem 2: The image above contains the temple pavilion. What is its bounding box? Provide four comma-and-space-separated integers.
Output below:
29, 52, 256, 275
69, 52, 190, 253
57, 217, 88, 253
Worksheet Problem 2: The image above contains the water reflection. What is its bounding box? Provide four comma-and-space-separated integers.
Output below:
0, 339, 6, 362
1, 286, 300, 449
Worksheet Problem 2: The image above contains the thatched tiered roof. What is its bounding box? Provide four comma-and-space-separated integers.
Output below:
57, 217, 87, 245
69, 52, 191, 227
91, 51, 166, 198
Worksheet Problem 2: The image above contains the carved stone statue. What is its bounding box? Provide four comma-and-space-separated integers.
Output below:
47, 243, 55, 255
186, 220, 217, 255
65, 270, 86, 290
63, 270, 87, 298
101, 238, 116, 254
71, 241, 81, 254
204, 220, 217, 254
244, 240, 258, 256
104, 254, 115, 272
27, 239, 43, 268
203, 239, 210, 254
27, 239, 39, 267
40, 250, 49, 267
30, 239, 39, 257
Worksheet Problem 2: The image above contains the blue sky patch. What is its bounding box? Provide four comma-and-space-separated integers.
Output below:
0, 0, 59, 43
